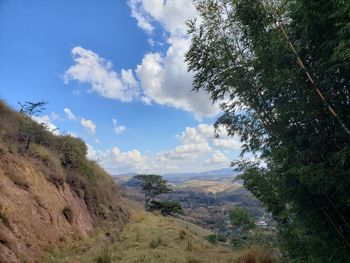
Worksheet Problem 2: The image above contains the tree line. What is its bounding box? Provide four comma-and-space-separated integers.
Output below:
186, 0, 350, 261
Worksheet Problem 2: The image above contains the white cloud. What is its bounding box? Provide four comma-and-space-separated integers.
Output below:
33, 115, 59, 135
136, 39, 218, 118
63, 1, 218, 118
87, 123, 241, 175
128, 0, 196, 36
64, 108, 77, 121
128, 0, 154, 33
64, 47, 139, 102
112, 118, 126, 134
213, 138, 241, 150
140, 95, 152, 105
50, 112, 59, 120
87, 143, 97, 160
80, 118, 96, 134
207, 151, 230, 165
129, 0, 218, 118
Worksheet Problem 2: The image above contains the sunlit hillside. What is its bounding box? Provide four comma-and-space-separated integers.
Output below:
40, 200, 275, 263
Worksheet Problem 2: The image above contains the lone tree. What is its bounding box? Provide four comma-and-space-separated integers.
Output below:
18, 101, 47, 117
134, 174, 171, 210
18, 100, 48, 150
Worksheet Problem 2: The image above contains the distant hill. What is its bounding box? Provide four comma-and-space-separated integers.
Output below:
164, 168, 238, 183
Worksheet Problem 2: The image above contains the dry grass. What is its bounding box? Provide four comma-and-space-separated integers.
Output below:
0, 204, 10, 227
0, 100, 128, 224
40, 210, 238, 263
233, 246, 276, 263
29, 143, 65, 187
132, 211, 146, 223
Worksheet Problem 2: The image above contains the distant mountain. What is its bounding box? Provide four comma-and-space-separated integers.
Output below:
113, 168, 242, 188
163, 168, 238, 183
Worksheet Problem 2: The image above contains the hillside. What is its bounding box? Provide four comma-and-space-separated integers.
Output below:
0, 101, 129, 262
39, 199, 249, 263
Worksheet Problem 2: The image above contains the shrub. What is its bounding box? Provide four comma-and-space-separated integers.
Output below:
206, 234, 217, 245
178, 230, 187, 240
234, 246, 276, 263
149, 236, 163, 249
62, 206, 74, 224
59, 136, 87, 170
95, 248, 112, 263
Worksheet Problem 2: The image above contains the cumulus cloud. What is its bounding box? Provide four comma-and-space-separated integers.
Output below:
128, 0, 219, 118
64, 108, 77, 120
176, 123, 241, 152
87, 123, 240, 175
64, 47, 139, 102
213, 138, 241, 150
128, 0, 154, 33
207, 151, 230, 165
80, 118, 96, 134
112, 118, 126, 134
136, 38, 218, 118
128, 0, 196, 36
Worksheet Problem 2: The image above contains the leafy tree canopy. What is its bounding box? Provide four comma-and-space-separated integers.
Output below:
134, 174, 171, 210
187, 0, 350, 260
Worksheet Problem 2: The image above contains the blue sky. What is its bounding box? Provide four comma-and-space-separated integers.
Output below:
0, 0, 241, 174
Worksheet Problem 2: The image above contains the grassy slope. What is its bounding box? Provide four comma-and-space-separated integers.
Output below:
41, 200, 238, 263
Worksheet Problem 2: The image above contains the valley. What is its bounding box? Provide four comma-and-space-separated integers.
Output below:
116, 169, 275, 239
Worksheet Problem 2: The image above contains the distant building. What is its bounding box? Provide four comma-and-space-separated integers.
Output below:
257, 220, 268, 227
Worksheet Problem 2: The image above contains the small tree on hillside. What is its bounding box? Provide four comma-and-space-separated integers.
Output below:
134, 174, 171, 210
229, 207, 256, 248
18, 101, 47, 117
18, 100, 48, 149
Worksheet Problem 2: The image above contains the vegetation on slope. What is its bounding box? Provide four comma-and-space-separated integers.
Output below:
40, 200, 277, 263
0, 100, 128, 224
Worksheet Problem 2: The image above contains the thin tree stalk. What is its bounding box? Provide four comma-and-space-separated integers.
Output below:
268, 3, 350, 136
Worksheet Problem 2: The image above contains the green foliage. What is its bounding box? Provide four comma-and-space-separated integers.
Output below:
62, 206, 74, 224
18, 101, 50, 149
18, 101, 47, 117
134, 174, 172, 209
187, 0, 350, 260
229, 207, 257, 249
206, 234, 227, 245
206, 234, 218, 245
229, 207, 256, 233
148, 200, 183, 216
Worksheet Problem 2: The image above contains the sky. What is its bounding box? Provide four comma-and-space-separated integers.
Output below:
0, 0, 242, 175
